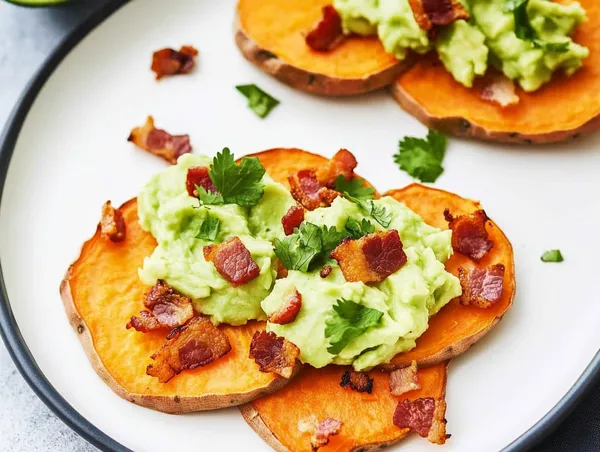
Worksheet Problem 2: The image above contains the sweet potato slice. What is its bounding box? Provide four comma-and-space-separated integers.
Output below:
240, 363, 448, 451
391, 0, 600, 143
235, 0, 412, 96
383, 184, 515, 369
61, 199, 289, 413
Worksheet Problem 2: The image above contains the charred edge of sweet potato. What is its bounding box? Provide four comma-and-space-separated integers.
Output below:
234, 14, 413, 97
59, 198, 293, 414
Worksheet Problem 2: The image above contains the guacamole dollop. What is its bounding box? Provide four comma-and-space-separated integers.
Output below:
333, 0, 589, 91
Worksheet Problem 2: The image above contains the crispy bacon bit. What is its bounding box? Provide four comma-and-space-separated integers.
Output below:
305, 5, 344, 52
444, 209, 493, 261
203, 237, 260, 287
409, 0, 470, 34
146, 316, 231, 383
393, 397, 449, 444
330, 230, 407, 284
128, 116, 191, 164
312, 418, 343, 450
249, 331, 299, 379
126, 280, 193, 332
389, 361, 421, 396
320, 265, 332, 278
268, 289, 302, 325
100, 201, 126, 242
316, 149, 358, 187
318, 187, 340, 205
151, 45, 198, 80
481, 74, 520, 107
458, 264, 505, 308
277, 260, 289, 279
282, 205, 305, 236
289, 169, 322, 210
186, 166, 218, 197
340, 370, 374, 394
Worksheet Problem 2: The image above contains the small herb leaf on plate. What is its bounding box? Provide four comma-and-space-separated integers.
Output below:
541, 249, 564, 263
394, 130, 447, 183
236, 84, 280, 118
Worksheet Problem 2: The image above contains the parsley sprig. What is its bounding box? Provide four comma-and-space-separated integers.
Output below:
344, 217, 375, 239
505, 0, 569, 52
325, 299, 384, 355
236, 84, 280, 118
196, 148, 266, 207
196, 213, 220, 241
394, 130, 447, 183
334, 176, 392, 228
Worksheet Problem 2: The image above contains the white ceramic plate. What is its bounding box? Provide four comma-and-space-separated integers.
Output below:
1, 1, 599, 451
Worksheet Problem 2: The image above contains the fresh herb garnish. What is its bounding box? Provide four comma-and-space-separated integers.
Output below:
236, 84, 280, 118
541, 249, 564, 263
394, 130, 447, 183
344, 217, 375, 239
325, 299, 384, 355
505, 0, 570, 53
335, 176, 392, 228
197, 148, 265, 207
274, 222, 347, 272
196, 213, 221, 241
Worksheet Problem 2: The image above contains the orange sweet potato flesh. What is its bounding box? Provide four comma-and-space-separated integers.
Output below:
61, 199, 287, 414
241, 363, 448, 452
236, 0, 409, 95
393, 0, 600, 143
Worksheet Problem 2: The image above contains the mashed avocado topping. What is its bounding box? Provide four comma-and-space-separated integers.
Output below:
333, 0, 589, 91
137, 151, 461, 369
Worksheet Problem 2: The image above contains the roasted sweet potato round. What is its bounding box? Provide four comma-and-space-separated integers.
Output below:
235, 0, 410, 96
391, 0, 600, 144
240, 363, 448, 451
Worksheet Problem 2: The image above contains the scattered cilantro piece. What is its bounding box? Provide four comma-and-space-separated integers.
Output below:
369, 202, 392, 228
274, 222, 348, 272
344, 217, 375, 239
334, 176, 375, 202
236, 84, 280, 118
541, 249, 564, 263
505, 0, 570, 53
197, 148, 265, 207
325, 299, 384, 355
394, 130, 447, 183
196, 213, 221, 241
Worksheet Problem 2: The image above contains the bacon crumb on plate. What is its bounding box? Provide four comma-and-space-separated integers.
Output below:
340, 370, 374, 394
389, 361, 421, 396
128, 116, 191, 164
249, 331, 299, 378
203, 237, 260, 287
100, 201, 126, 242
311, 417, 342, 450
151, 45, 198, 80
444, 209, 493, 262
458, 264, 505, 308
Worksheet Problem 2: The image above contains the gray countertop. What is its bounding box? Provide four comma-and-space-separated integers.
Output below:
0, 1, 598, 451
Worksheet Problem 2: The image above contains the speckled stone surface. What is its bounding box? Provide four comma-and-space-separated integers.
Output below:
0, 1, 598, 451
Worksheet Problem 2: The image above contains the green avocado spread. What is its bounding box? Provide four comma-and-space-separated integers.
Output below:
137, 152, 461, 370
333, 0, 588, 91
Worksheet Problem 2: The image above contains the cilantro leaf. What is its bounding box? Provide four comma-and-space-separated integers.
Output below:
368, 202, 393, 228
541, 249, 564, 263
274, 222, 348, 272
325, 299, 384, 355
236, 84, 280, 118
505, 0, 570, 53
334, 176, 375, 202
197, 148, 265, 207
196, 213, 221, 241
344, 217, 375, 239
394, 130, 447, 183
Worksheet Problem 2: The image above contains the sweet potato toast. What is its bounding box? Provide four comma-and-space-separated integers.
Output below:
240, 363, 448, 451
392, 0, 600, 144
235, 0, 410, 96
61, 199, 290, 414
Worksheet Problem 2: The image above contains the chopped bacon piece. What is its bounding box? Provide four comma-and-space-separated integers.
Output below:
409, 0, 469, 34
277, 260, 289, 279
186, 166, 218, 197
330, 230, 407, 284
203, 237, 260, 287
389, 361, 421, 396
282, 205, 305, 236
289, 169, 322, 210
305, 5, 344, 52
151, 45, 198, 80
316, 149, 358, 187
340, 370, 374, 394
146, 316, 231, 383
458, 264, 505, 308
444, 209, 493, 261
100, 201, 126, 242
128, 116, 191, 164
481, 74, 520, 107
320, 265, 332, 278
249, 331, 299, 378
393, 397, 449, 444
312, 418, 343, 450
268, 289, 302, 325
126, 280, 193, 332
318, 187, 340, 205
